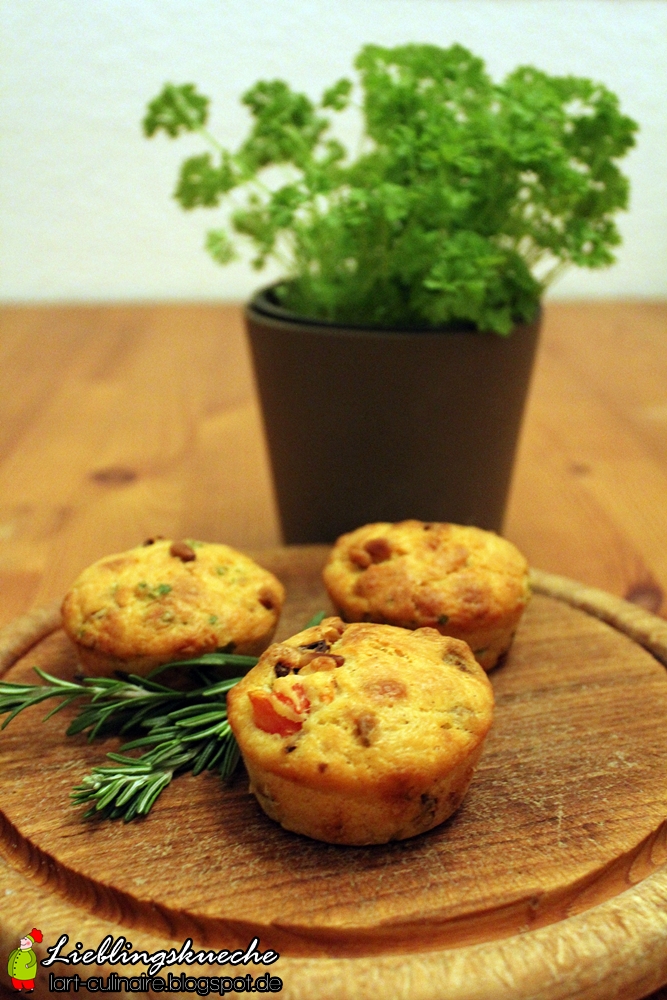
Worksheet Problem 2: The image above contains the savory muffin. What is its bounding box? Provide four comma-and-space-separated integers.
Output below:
227, 616, 494, 844
323, 520, 530, 671
61, 538, 285, 675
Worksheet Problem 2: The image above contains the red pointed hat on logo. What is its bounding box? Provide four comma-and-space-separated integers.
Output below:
28, 929, 43, 944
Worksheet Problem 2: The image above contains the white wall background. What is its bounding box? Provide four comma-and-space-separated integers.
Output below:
1, 0, 665, 303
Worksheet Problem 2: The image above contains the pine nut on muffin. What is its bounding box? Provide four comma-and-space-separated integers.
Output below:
61, 538, 285, 675
323, 520, 530, 671
227, 616, 494, 844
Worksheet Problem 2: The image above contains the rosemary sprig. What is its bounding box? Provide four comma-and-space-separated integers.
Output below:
0, 657, 251, 822
71, 677, 242, 821
0, 612, 328, 823
0, 668, 188, 738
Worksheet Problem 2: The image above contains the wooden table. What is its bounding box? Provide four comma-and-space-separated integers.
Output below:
0, 301, 665, 626
1, 300, 666, 999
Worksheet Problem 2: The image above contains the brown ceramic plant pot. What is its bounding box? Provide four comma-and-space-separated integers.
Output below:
245, 286, 541, 544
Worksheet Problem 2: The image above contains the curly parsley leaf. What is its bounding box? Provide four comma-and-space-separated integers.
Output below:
175, 153, 237, 209
143, 83, 209, 138
321, 78, 353, 111
206, 229, 237, 265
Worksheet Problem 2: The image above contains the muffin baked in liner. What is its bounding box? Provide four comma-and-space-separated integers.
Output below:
61, 538, 285, 675
323, 520, 530, 670
227, 616, 494, 845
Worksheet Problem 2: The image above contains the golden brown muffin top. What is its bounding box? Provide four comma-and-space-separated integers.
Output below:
323, 520, 529, 632
61, 538, 284, 660
227, 617, 494, 796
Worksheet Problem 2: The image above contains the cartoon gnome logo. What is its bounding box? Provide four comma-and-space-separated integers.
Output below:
7, 929, 43, 992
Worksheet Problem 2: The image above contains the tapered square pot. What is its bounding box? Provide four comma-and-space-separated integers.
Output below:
246, 289, 540, 544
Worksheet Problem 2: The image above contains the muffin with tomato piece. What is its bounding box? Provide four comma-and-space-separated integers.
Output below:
61, 538, 285, 675
323, 520, 530, 670
227, 616, 494, 845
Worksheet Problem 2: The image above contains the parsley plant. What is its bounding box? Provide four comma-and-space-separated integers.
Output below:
144, 44, 637, 334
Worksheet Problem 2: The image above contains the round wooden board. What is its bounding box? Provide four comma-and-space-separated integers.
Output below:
3, 547, 667, 1000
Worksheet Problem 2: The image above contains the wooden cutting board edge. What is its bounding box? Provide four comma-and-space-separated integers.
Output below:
2, 565, 667, 1000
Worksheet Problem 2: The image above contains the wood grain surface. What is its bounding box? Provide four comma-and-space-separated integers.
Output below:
1, 300, 666, 999
3, 551, 667, 999
0, 302, 666, 631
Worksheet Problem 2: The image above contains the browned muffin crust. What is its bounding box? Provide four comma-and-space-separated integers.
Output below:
61, 538, 285, 674
228, 617, 494, 844
322, 520, 530, 670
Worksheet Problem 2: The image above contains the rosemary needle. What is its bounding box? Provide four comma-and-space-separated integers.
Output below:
303, 610, 327, 628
